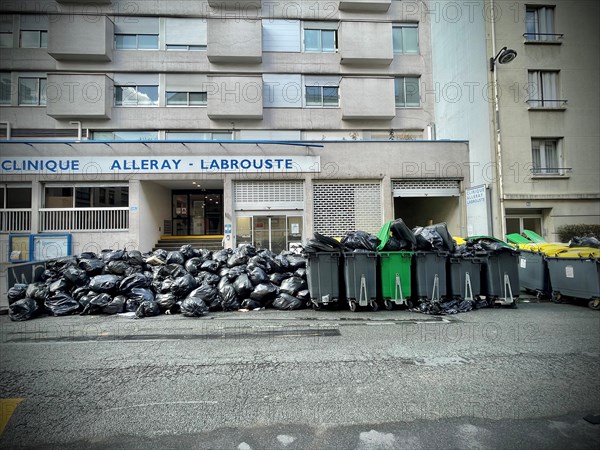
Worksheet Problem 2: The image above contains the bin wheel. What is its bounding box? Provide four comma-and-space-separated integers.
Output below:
536, 291, 544, 301
312, 303, 321, 311
406, 299, 414, 309
551, 292, 562, 304
588, 299, 600, 311
370, 301, 379, 312
508, 300, 519, 309
349, 301, 358, 312
383, 300, 393, 311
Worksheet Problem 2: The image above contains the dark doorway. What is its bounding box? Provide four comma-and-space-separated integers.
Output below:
172, 190, 223, 236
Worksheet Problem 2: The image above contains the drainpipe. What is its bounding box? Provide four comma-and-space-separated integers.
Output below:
490, 0, 507, 239
0, 121, 11, 140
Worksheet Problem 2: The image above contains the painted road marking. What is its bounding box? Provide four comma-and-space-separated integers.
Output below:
0, 398, 24, 434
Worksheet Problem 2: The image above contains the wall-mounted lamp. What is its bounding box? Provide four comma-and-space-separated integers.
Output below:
490, 47, 517, 71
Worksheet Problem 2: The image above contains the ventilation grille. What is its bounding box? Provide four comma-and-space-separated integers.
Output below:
393, 179, 460, 190
234, 181, 304, 205
313, 182, 381, 237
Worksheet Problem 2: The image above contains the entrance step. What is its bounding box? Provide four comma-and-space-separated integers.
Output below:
152, 236, 224, 252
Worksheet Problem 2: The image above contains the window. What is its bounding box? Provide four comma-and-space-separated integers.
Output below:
395, 77, 420, 107
115, 84, 158, 106
528, 71, 562, 108
115, 34, 158, 49
262, 19, 301, 52
165, 132, 232, 140
91, 131, 158, 140
531, 139, 561, 175
20, 29, 47, 48
44, 186, 129, 208
166, 91, 207, 106
525, 6, 557, 41
0, 186, 32, 209
165, 18, 207, 50
304, 28, 336, 52
18, 77, 46, 105
0, 72, 11, 104
506, 213, 543, 237
0, 15, 13, 48
392, 25, 418, 54
305, 85, 339, 107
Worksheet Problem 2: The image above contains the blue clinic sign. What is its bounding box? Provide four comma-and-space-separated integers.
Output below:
0, 156, 321, 174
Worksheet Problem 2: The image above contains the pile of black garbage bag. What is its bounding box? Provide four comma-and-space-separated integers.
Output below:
8, 244, 309, 322
570, 236, 600, 249
411, 297, 490, 315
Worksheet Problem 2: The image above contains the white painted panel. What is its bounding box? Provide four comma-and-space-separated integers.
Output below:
262, 19, 300, 52
165, 18, 207, 45
263, 74, 302, 108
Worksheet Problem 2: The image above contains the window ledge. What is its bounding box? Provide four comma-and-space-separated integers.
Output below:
528, 107, 566, 111
524, 40, 562, 45
531, 175, 570, 180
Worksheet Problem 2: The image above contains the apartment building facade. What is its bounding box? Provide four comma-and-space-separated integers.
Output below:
431, 0, 600, 240
0, 0, 471, 273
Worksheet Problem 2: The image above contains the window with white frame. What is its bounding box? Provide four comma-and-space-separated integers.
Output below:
115, 84, 158, 106
18, 76, 46, 105
305, 85, 339, 107
44, 186, 129, 208
531, 138, 562, 175
19, 14, 48, 48
91, 131, 158, 140
395, 76, 420, 107
0, 15, 13, 48
525, 6, 557, 41
113, 17, 159, 49
0, 185, 32, 209
0, 72, 10, 104
303, 27, 336, 52
166, 91, 207, 106
166, 131, 233, 140
528, 71, 562, 108
165, 18, 207, 50
392, 24, 418, 54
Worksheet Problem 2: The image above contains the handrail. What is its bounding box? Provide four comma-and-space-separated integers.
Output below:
527, 99, 568, 107
523, 32, 564, 40
530, 167, 572, 175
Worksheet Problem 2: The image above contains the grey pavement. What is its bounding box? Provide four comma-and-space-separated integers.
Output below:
0, 301, 599, 449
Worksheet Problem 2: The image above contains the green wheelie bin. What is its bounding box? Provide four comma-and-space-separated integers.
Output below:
379, 251, 413, 309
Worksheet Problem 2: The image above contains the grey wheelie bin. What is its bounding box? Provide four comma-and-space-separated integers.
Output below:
546, 256, 600, 310
412, 251, 448, 301
518, 250, 551, 299
344, 251, 378, 311
483, 250, 520, 307
306, 251, 343, 309
448, 256, 485, 300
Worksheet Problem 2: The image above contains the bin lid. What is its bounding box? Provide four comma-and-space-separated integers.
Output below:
522, 230, 547, 243
506, 233, 531, 244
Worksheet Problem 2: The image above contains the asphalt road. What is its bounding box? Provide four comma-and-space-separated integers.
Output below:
0, 301, 599, 449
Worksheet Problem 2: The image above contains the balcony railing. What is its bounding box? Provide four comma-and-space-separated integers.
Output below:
0, 209, 32, 233
527, 99, 568, 108
531, 167, 572, 176
40, 207, 129, 232
523, 33, 564, 42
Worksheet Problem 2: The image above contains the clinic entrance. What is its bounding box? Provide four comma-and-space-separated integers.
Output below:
172, 190, 223, 236
235, 214, 303, 253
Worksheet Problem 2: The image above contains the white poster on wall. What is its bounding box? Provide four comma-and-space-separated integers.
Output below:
466, 184, 491, 237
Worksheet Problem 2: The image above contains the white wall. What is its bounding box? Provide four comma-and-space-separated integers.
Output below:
138, 181, 171, 253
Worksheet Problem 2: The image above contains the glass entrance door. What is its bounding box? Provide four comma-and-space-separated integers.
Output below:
172, 190, 223, 236
235, 214, 303, 252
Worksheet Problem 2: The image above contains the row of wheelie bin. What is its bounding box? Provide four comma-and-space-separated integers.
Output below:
306, 249, 520, 312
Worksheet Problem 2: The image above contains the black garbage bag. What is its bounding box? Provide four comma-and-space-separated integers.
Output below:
125, 298, 141, 312
166, 251, 185, 265
295, 267, 307, 279
89, 274, 122, 293
275, 254, 290, 271
7, 284, 28, 305
107, 260, 131, 275
126, 250, 145, 266
42, 269, 59, 281
63, 266, 89, 287
248, 266, 269, 285
272, 293, 303, 310
212, 250, 230, 264
247, 255, 267, 272
250, 282, 278, 302
155, 292, 177, 312
45, 292, 80, 316
474, 298, 489, 310
119, 273, 151, 293
181, 297, 209, 317
233, 273, 253, 297
570, 236, 600, 249
188, 284, 220, 305
269, 272, 287, 285
286, 254, 306, 270
103, 295, 126, 315
304, 232, 345, 253
219, 267, 231, 279
383, 236, 409, 251
46, 256, 77, 273
341, 231, 379, 251
227, 251, 248, 268
78, 252, 97, 260
135, 300, 161, 318
152, 249, 168, 260
171, 274, 198, 298
128, 287, 155, 303
155, 264, 187, 280
79, 258, 105, 275
49, 278, 69, 294
227, 265, 246, 281
185, 257, 204, 275
413, 227, 444, 251
26, 283, 49, 303
428, 222, 455, 253
220, 284, 241, 311
296, 289, 310, 303
241, 298, 262, 310
180, 244, 196, 260
156, 278, 174, 294
279, 276, 307, 296
390, 219, 417, 249
81, 293, 112, 315
456, 299, 474, 313
102, 249, 126, 262
200, 259, 220, 273
238, 244, 257, 258
9, 297, 39, 321
196, 271, 220, 286
262, 253, 282, 273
